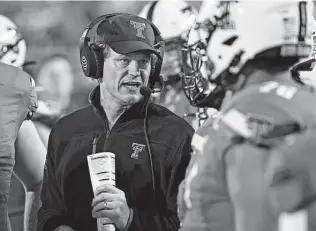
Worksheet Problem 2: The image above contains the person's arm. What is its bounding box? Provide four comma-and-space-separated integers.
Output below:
37, 126, 74, 231
225, 142, 279, 231
126, 134, 192, 231
179, 134, 234, 231
14, 120, 47, 231
179, 118, 274, 231
265, 133, 316, 231
177, 117, 215, 224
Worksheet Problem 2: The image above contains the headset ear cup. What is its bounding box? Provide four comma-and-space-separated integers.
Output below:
80, 46, 97, 78
91, 45, 104, 79
149, 54, 157, 88
149, 54, 163, 88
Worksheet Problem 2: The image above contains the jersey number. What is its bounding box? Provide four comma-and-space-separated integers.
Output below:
259, 81, 298, 100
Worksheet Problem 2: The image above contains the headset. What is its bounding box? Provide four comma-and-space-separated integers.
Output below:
79, 13, 165, 89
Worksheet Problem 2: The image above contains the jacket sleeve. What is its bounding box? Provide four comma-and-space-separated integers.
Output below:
126, 132, 193, 231
37, 126, 75, 231
179, 125, 236, 231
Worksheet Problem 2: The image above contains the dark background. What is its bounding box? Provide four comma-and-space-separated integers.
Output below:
0, 1, 202, 112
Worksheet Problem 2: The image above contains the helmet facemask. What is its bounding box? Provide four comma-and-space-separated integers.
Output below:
181, 19, 226, 109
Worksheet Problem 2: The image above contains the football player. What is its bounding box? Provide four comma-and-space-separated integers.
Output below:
0, 14, 46, 231
179, 1, 316, 231
265, 57, 316, 230
139, 0, 206, 129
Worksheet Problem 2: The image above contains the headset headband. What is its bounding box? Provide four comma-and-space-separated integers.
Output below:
80, 12, 165, 58
147, 1, 159, 22
79, 13, 165, 86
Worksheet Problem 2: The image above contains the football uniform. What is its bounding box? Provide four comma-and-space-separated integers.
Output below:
177, 117, 215, 222
266, 128, 316, 230
180, 77, 316, 231
0, 62, 37, 230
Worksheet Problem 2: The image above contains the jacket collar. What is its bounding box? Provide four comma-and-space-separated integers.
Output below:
88, 85, 150, 123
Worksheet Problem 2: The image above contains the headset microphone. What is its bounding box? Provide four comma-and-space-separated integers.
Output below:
140, 86, 152, 97
139, 84, 157, 208
139, 77, 165, 209
140, 78, 165, 98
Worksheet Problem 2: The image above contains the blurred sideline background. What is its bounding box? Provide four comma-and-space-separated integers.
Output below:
1, 1, 202, 113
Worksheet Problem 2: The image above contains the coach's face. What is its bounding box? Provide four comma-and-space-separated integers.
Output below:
100, 47, 151, 106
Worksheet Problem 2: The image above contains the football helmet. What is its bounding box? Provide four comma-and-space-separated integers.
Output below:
0, 15, 26, 68
139, 0, 198, 82
181, 4, 225, 108
183, 0, 316, 105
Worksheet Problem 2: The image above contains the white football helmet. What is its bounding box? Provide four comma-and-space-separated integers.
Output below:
182, 0, 316, 105
139, 0, 197, 41
0, 15, 26, 68
181, 1, 226, 108
200, 0, 316, 84
139, 0, 198, 80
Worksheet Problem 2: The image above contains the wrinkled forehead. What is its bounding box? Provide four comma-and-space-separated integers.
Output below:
111, 48, 151, 60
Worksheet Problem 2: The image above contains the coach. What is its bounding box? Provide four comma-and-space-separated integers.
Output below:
38, 13, 193, 231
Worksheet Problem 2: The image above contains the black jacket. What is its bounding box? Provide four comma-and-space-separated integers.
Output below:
38, 86, 194, 231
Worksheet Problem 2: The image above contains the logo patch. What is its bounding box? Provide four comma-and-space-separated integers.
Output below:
130, 20, 146, 39
131, 142, 146, 159
246, 113, 275, 141
81, 56, 88, 70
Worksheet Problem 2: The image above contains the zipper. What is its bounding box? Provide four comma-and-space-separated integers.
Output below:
101, 110, 125, 151
92, 99, 129, 151
92, 133, 99, 154
102, 117, 123, 151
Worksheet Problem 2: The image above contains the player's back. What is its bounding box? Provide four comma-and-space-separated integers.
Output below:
222, 78, 316, 131
214, 77, 316, 230
180, 74, 316, 231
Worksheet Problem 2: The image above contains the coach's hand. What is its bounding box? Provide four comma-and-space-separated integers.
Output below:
91, 184, 131, 230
